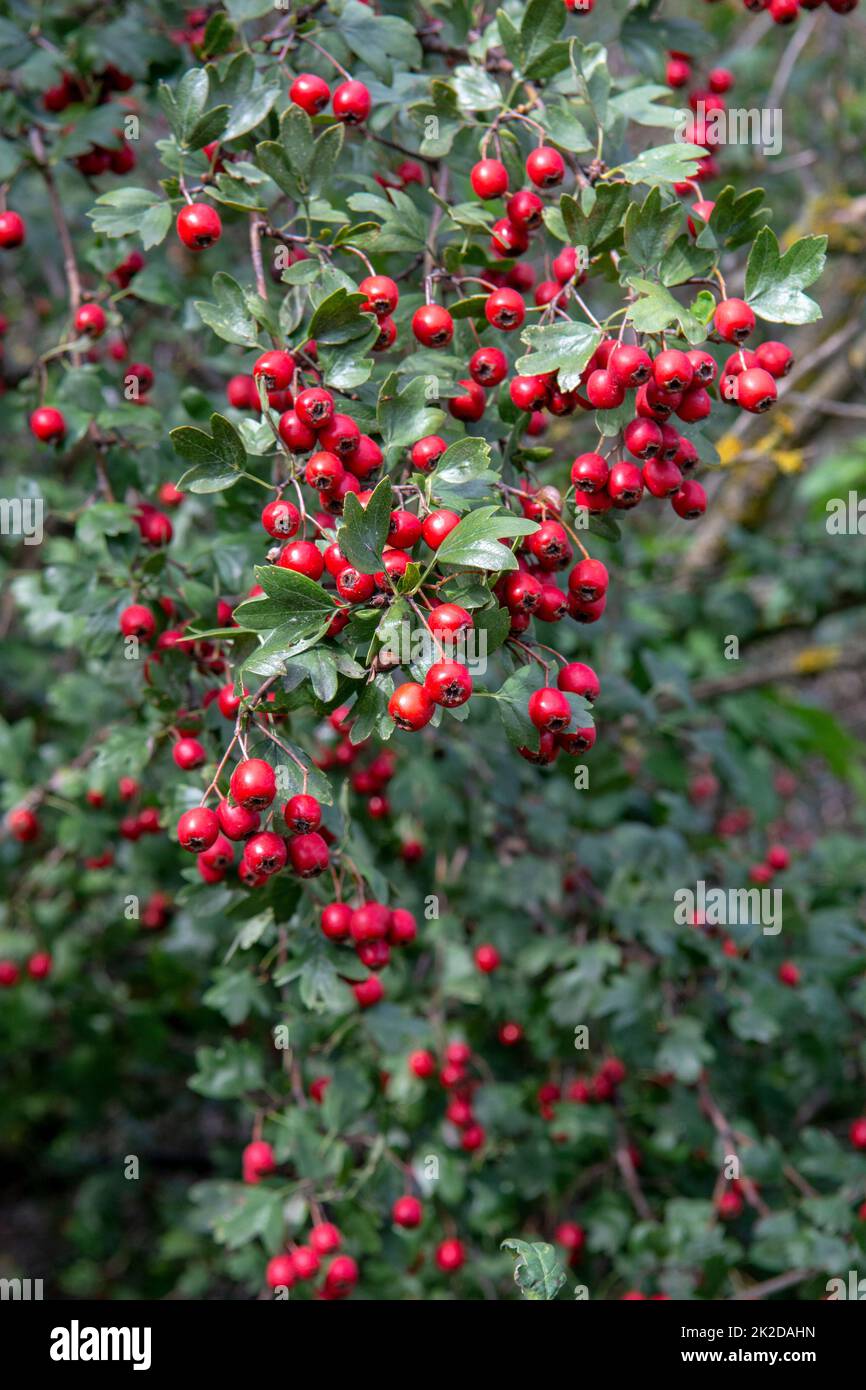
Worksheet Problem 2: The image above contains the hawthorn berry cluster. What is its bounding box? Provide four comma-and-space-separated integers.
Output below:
736, 0, 858, 21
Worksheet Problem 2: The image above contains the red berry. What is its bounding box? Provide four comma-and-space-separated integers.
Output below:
177, 806, 219, 852
555, 1221, 585, 1253
528, 687, 571, 732
558, 661, 600, 702
0, 961, 20, 987
671, 480, 707, 519
666, 56, 691, 87
409, 1049, 436, 1079
295, 386, 334, 430
119, 603, 156, 640
485, 287, 525, 331
332, 80, 371, 124
474, 943, 500, 973
7, 807, 40, 842
424, 660, 472, 708
607, 460, 644, 508
389, 682, 435, 731
393, 1195, 423, 1228
278, 539, 324, 580
755, 340, 794, 378
490, 217, 529, 257
643, 457, 683, 499
0, 210, 26, 248
318, 413, 361, 459
448, 378, 486, 422
737, 367, 777, 414
470, 158, 508, 199
176, 202, 222, 250
30, 406, 66, 443
411, 435, 447, 472
778, 960, 800, 987
429, 603, 473, 644
283, 794, 321, 834
321, 902, 352, 940
324, 1254, 358, 1296
526, 146, 565, 188
253, 349, 294, 391
27, 951, 52, 980
571, 451, 610, 492
289, 831, 329, 877
412, 304, 454, 348
353, 975, 384, 1008
230, 758, 276, 811
509, 374, 550, 411
217, 798, 259, 840
766, 844, 790, 871
245, 831, 288, 876
507, 189, 544, 230
290, 72, 331, 115
469, 346, 508, 387
714, 297, 756, 344
609, 344, 653, 388
261, 499, 300, 539
849, 1117, 866, 1150
586, 369, 625, 410
173, 737, 206, 771
279, 410, 317, 453
435, 1238, 466, 1272
74, 303, 107, 338
422, 509, 460, 549
653, 349, 694, 393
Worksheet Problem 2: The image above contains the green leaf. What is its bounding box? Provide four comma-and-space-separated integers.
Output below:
501, 1239, 567, 1301
493, 665, 539, 751
615, 142, 708, 186
452, 64, 503, 114
185, 104, 230, 153
308, 122, 345, 199
570, 38, 610, 131
516, 319, 601, 391
88, 187, 171, 244
377, 373, 446, 451
435, 506, 537, 573
339, 478, 394, 575
194, 272, 261, 347
745, 228, 826, 325
626, 276, 707, 344
609, 84, 683, 130
171, 412, 247, 491
623, 186, 684, 271
308, 287, 373, 345
521, 0, 565, 60
561, 184, 629, 253
338, 0, 422, 79
695, 184, 770, 253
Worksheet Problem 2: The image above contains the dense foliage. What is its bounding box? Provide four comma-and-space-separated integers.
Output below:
1, 0, 865, 1302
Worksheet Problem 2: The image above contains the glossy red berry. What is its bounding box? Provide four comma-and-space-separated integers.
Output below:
506, 189, 544, 231
0, 210, 26, 247
571, 452, 609, 493
526, 146, 565, 188
27, 951, 53, 980
653, 349, 694, 393
422, 509, 460, 549
74, 302, 107, 337
469, 346, 508, 387
429, 603, 473, 643
332, 79, 371, 124
359, 274, 399, 318
261, 499, 300, 539
389, 682, 435, 731
528, 687, 571, 732
245, 831, 288, 876
217, 798, 259, 840
393, 1195, 423, 1227
7, 806, 40, 842
509, 374, 550, 411
448, 378, 487, 422
177, 806, 220, 852
671, 479, 707, 519
253, 349, 294, 391
490, 217, 529, 257
305, 450, 344, 492
409, 1049, 436, 1079
474, 943, 500, 973
282, 794, 321, 835
230, 758, 276, 811
411, 435, 447, 472
558, 661, 600, 702
485, 287, 525, 331
609, 344, 653, 387
755, 341, 794, 378
318, 413, 361, 458
849, 1117, 866, 1150
295, 386, 334, 429
643, 457, 683, 499
30, 406, 66, 443
290, 72, 331, 115
778, 960, 800, 987
737, 367, 777, 413
714, 297, 756, 344
288, 831, 329, 877
435, 1238, 466, 1273
470, 158, 508, 199
586, 369, 625, 410
424, 660, 472, 708
607, 460, 644, 508
278, 539, 325, 580
412, 304, 454, 348
176, 202, 222, 249
353, 975, 384, 1008
119, 603, 156, 640
173, 737, 206, 771
278, 409, 317, 453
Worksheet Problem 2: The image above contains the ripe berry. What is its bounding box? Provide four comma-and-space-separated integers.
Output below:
261, 499, 300, 539
0, 210, 26, 248
528, 687, 571, 732
571, 452, 609, 492
709, 67, 733, 94
770, 0, 799, 20
435, 1238, 466, 1273
295, 386, 334, 429
671, 480, 707, 519
474, 943, 500, 972
737, 367, 777, 413
510, 374, 550, 411
409, 1049, 436, 1079
687, 349, 717, 385
676, 386, 712, 422
230, 758, 276, 811
279, 410, 317, 453
526, 146, 565, 187
359, 275, 399, 321
755, 341, 794, 378
305, 450, 344, 492
319, 413, 361, 458
422, 509, 460, 549
278, 539, 325, 580
448, 378, 486, 422
586, 369, 625, 410
332, 79, 371, 124
30, 406, 66, 443
849, 1118, 866, 1150
766, 844, 790, 871
558, 662, 600, 702
490, 217, 529, 257
555, 1222, 585, 1253
389, 682, 435, 731
353, 975, 384, 1008
666, 56, 691, 87
217, 798, 259, 840
470, 158, 508, 199
7, 807, 40, 842
393, 1195, 423, 1227
245, 831, 288, 876
176, 202, 222, 250
429, 603, 473, 643
411, 435, 447, 472
119, 604, 155, 640
714, 297, 756, 344
569, 559, 609, 604
425, 660, 472, 708
653, 349, 693, 393
485, 287, 525, 331
507, 189, 544, 230
283, 794, 321, 835
290, 72, 331, 115
74, 303, 107, 337
643, 457, 683, 499
28, 951, 52, 980
289, 831, 329, 877
609, 344, 652, 388
324, 1254, 358, 1297
778, 960, 800, 987
608, 460, 644, 508
173, 737, 206, 771
347, 434, 384, 479
412, 304, 454, 348
470, 346, 508, 387
177, 806, 219, 852
0, 961, 20, 987
253, 349, 294, 391
499, 1021, 522, 1045
243, 1140, 276, 1180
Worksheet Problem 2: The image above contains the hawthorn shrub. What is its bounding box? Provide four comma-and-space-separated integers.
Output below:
1, 0, 865, 1301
